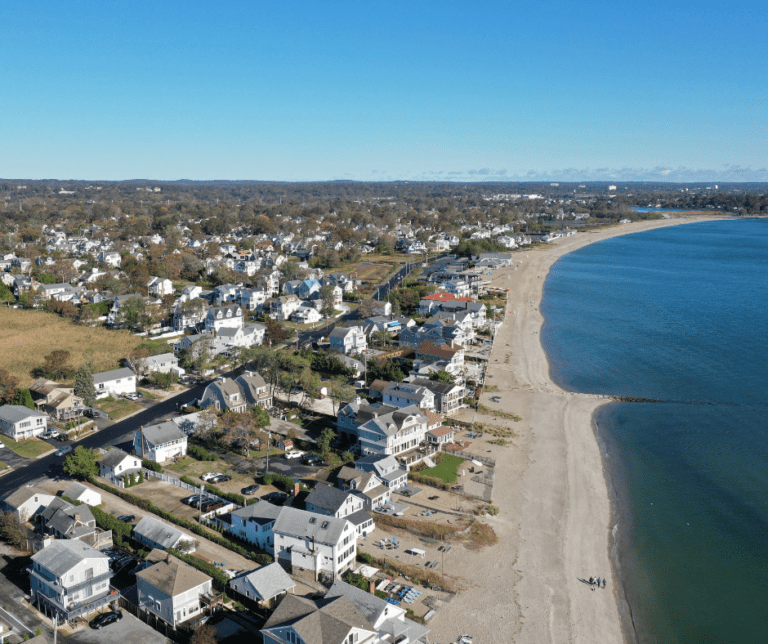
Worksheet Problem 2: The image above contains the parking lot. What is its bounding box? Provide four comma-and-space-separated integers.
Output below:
66, 609, 168, 644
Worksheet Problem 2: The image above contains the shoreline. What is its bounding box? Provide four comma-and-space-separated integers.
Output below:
427, 215, 731, 644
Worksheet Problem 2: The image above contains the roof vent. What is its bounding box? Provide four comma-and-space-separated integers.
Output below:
321, 521, 329, 529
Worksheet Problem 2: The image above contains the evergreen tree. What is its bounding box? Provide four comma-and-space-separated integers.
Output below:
11, 388, 34, 409
74, 363, 97, 407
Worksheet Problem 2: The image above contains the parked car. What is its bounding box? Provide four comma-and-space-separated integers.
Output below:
0, 441, 5, 450
201, 472, 224, 482
89, 610, 123, 629
55, 434, 69, 442
284, 450, 304, 460
123, 392, 141, 401
262, 492, 289, 505
301, 454, 323, 466
117, 515, 135, 523
242, 484, 260, 495
83, 408, 99, 418
128, 561, 152, 575
55, 446, 73, 457
111, 555, 134, 571
182, 494, 215, 506
209, 474, 231, 484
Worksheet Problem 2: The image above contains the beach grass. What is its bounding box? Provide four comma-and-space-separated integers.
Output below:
463, 521, 499, 550
420, 454, 465, 484
477, 404, 521, 422
6, 438, 55, 458
0, 308, 144, 387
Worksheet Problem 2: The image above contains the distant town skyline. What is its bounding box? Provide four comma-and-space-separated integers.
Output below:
3, 1, 766, 182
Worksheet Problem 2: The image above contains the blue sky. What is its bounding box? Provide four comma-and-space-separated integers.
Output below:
2, 1, 766, 182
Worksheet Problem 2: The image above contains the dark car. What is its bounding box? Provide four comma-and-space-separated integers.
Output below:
182, 494, 214, 506
83, 408, 99, 418
210, 474, 231, 484
117, 514, 135, 523
302, 454, 323, 466
89, 610, 123, 629
55, 434, 69, 442
111, 555, 134, 571
242, 484, 260, 495
262, 492, 289, 505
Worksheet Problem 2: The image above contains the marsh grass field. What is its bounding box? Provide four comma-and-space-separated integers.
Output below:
0, 307, 144, 386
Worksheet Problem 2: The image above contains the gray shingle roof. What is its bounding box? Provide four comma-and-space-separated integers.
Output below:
142, 420, 187, 446
230, 562, 295, 601
231, 500, 281, 525
0, 405, 47, 423
99, 447, 136, 470
137, 550, 211, 597
92, 368, 135, 385
273, 506, 350, 546
133, 515, 192, 550
305, 485, 355, 515
1, 487, 51, 509
31, 539, 107, 577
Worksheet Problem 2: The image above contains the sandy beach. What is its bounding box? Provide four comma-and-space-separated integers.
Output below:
427, 216, 728, 644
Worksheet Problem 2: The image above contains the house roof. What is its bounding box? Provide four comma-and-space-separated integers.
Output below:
422, 293, 473, 302
273, 506, 350, 545
0, 487, 51, 509
305, 484, 355, 515
424, 410, 444, 426
92, 368, 135, 384
231, 500, 281, 525
411, 377, 461, 395
133, 515, 191, 549
0, 405, 47, 423
368, 379, 389, 393
417, 340, 461, 359
427, 426, 454, 438
99, 447, 137, 470
231, 562, 295, 601
324, 579, 389, 628
31, 538, 107, 577
137, 550, 211, 597
62, 482, 97, 501
142, 421, 187, 446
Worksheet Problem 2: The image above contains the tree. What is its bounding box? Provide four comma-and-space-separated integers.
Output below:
221, 411, 261, 457
63, 446, 99, 481
357, 299, 377, 320
125, 347, 149, 378
319, 284, 337, 313
317, 427, 336, 457
371, 329, 392, 348
299, 367, 320, 407
0, 369, 19, 404
74, 363, 97, 406
430, 369, 456, 384
265, 318, 289, 346
190, 623, 218, 644
116, 295, 145, 329
10, 388, 34, 409
34, 350, 74, 380
329, 376, 356, 416
0, 511, 26, 548
341, 451, 355, 464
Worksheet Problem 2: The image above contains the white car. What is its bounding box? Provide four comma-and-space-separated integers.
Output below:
283, 450, 305, 460
0, 441, 5, 449
201, 472, 224, 482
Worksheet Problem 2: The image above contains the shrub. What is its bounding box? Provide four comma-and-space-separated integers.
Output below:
188, 445, 218, 461
261, 472, 298, 493
357, 552, 373, 564
142, 459, 162, 472
253, 553, 273, 566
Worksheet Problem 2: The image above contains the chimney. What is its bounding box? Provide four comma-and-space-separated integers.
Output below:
311, 536, 315, 552
166, 554, 172, 563
369, 579, 376, 595
293, 482, 300, 497
74, 514, 80, 521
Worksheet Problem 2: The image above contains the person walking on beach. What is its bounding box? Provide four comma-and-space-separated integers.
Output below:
602, 578, 606, 589
589, 577, 594, 586
597, 577, 601, 588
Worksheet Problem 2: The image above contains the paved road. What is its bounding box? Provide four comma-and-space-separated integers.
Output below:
0, 383, 208, 495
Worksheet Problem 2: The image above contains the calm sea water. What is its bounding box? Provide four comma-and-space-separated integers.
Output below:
540, 220, 768, 644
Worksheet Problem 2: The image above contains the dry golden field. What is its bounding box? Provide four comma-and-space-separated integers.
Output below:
0, 307, 143, 386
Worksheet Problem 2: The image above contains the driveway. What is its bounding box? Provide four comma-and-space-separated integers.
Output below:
65, 610, 168, 644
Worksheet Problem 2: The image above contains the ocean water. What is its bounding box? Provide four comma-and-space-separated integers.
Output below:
540, 219, 768, 644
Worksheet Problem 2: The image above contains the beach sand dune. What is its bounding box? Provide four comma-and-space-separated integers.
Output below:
428, 217, 726, 644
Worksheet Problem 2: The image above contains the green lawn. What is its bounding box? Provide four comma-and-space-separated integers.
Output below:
94, 397, 141, 420
137, 388, 161, 401
421, 454, 465, 484
6, 438, 56, 458
0, 461, 8, 471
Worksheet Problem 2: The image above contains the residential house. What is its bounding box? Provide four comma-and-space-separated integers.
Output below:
337, 401, 429, 460
147, 276, 174, 297
62, 482, 102, 506
410, 378, 466, 416
240, 286, 267, 311
272, 506, 357, 580
143, 352, 181, 375
329, 325, 367, 355
335, 467, 391, 516
372, 301, 392, 317
98, 448, 142, 485
305, 485, 365, 520
324, 579, 431, 644
0, 488, 55, 522
261, 593, 378, 644
172, 299, 208, 331
29, 540, 115, 622
426, 426, 455, 448
29, 380, 85, 420
271, 294, 301, 321
297, 279, 321, 300
37, 283, 79, 302
92, 368, 136, 399
415, 341, 464, 370
136, 549, 214, 628
0, 405, 48, 441
235, 371, 273, 408
106, 294, 144, 326
214, 284, 241, 306
198, 371, 271, 412
221, 501, 281, 551
134, 421, 188, 463
13, 275, 33, 297
354, 454, 408, 491
291, 304, 322, 324
40, 498, 111, 549
133, 516, 197, 553
229, 563, 295, 609
382, 381, 435, 411
98, 250, 121, 267
205, 304, 244, 334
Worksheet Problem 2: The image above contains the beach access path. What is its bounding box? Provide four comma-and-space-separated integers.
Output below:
427, 216, 728, 644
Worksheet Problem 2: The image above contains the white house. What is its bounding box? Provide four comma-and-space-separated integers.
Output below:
133, 516, 197, 553
270, 295, 301, 321
229, 562, 295, 609
147, 276, 174, 297
98, 448, 142, 485
328, 325, 367, 355
143, 352, 181, 375
136, 550, 213, 628
134, 421, 188, 463
62, 482, 102, 507
222, 501, 281, 551
272, 507, 357, 581
291, 305, 322, 325
382, 381, 435, 411
240, 287, 267, 311
337, 402, 429, 459
29, 539, 114, 622
354, 454, 408, 491
92, 368, 136, 399
205, 304, 244, 334
0, 405, 47, 441
0, 487, 55, 522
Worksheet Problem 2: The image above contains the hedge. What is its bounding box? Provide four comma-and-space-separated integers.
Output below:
188, 445, 219, 461
141, 459, 163, 472
168, 549, 230, 592
262, 472, 302, 494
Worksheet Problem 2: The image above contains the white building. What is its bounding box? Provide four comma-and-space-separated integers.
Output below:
205, 304, 244, 334
134, 421, 188, 463
328, 325, 367, 355
136, 550, 213, 628
92, 368, 136, 399
147, 276, 174, 297
143, 352, 181, 375
273, 506, 357, 581
98, 448, 142, 485
133, 516, 197, 553
223, 501, 281, 552
0, 487, 55, 522
0, 405, 47, 441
